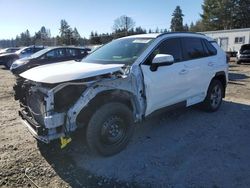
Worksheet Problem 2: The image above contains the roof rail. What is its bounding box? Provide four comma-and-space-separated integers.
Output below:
157, 32, 205, 38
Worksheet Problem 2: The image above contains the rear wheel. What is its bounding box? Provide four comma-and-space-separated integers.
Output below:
202, 80, 223, 112
86, 102, 135, 156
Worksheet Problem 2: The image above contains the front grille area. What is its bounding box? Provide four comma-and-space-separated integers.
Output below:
26, 90, 46, 126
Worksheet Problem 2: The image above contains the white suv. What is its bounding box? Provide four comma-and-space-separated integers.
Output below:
14, 33, 228, 156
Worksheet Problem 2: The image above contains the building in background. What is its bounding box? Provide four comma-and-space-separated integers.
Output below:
201, 28, 250, 56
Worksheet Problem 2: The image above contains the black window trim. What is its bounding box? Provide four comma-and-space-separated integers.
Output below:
141, 36, 218, 66
66, 47, 79, 57
203, 39, 217, 56
142, 36, 184, 66
43, 48, 66, 59
180, 37, 218, 61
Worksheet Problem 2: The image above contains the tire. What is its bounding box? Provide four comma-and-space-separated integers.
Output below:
86, 102, 135, 156
202, 79, 224, 112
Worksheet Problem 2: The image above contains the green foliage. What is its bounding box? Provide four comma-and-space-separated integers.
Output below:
170, 6, 184, 31
189, 20, 205, 32
200, 0, 250, 31
233, 0, 250, 28
33, 26, 51, 45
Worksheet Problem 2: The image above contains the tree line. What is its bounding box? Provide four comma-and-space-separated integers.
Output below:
181, 0, 250, 32
0, 0, 249, 48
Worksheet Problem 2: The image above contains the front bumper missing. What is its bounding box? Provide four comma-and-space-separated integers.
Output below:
19, 110, 65, 144
21, 119, 50, 143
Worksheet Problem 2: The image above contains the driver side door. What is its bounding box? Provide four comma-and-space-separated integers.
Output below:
141, 38, 190, 116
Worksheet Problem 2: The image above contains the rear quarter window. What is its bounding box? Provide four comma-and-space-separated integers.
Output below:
203, 39, 217, 56
66, 48, 78, 57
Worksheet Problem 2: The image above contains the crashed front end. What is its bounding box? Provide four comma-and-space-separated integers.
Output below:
14, 78, 86, 143
13, 65, 145, 144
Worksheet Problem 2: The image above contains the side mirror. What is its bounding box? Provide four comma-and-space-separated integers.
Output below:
150, 54, 174, 71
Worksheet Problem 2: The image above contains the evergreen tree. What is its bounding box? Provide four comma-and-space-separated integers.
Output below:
89, 31, 101, 44
72, 27, 81, 45
183, 23, 189, 31
233, 0, 250, 28
189, 20, 205, 32
59, 19, 73, 45
163, 29, 168, 33
200, 0, 241, 30
170, 6, 184, 31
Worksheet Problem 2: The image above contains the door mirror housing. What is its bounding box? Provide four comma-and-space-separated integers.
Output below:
150, 54, 174, 71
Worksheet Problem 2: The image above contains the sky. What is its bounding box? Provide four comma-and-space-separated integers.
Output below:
0, 0, 204, 39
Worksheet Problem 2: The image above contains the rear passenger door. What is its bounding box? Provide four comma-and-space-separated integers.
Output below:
65, 48, 81, 61
40, 48, 66, 64
180, 37, 214, 106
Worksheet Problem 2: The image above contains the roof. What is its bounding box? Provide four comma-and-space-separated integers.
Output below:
120, 32, 214, 41
45, 46, 89, 50
122, 32, 206, 39
122, 33, 161, 39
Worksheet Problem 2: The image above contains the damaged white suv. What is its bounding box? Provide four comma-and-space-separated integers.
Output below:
14, 33, 228, 156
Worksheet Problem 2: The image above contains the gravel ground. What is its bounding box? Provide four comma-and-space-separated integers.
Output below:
0, 61, 250, 187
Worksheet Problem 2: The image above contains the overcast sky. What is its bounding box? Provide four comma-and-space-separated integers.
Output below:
0, 0, 203, 39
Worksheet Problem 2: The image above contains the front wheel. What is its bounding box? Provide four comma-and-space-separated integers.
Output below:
86, 102, 135, 156
202, 80, 223, 112
5, 58, 17, 69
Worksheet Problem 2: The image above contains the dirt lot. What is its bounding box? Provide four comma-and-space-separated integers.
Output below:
1, 61, 250, 188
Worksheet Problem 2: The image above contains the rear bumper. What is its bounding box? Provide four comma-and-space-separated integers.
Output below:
237, 56, 250, 62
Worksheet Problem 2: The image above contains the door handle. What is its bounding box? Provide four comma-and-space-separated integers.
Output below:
208, 62, 215, 67
179, 69, 188, 75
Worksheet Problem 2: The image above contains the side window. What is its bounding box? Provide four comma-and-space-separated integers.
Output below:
235, 37, 245, 44
80, 49, 88, 55
145, 38, 182, 65
202, 39, 217, 56
45, 49, 65, 59
182, 37, 206, 60
34, 47, 43, 53
21, 48, 32, 54
66, 48, 78, 57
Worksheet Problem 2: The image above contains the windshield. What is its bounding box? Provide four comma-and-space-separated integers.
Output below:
30, 48, 51, 58
15, 47, 27, 54
240, 44, 250, 54
83, 38, 154, 65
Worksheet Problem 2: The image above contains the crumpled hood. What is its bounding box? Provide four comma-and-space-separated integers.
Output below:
20, 60, 124, 84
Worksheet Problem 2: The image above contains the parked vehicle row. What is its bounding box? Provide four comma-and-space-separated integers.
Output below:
10, 46, 90, 74
0, 46, 44, 68
0, 47, 20, 55
0, 46, 91, 72
13, 32, 229, 156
